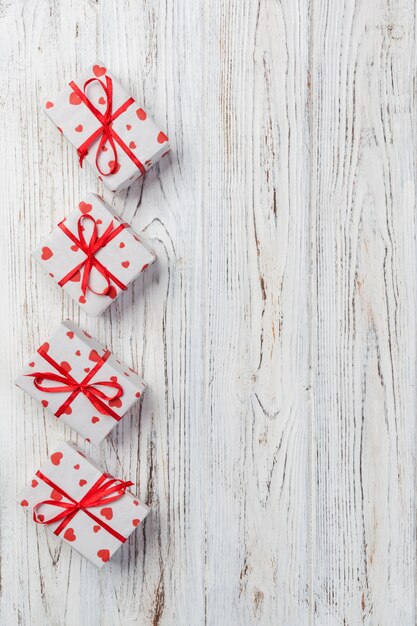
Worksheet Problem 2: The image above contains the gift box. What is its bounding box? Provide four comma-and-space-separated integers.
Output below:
32, 192, 156, 316
19, 441, 150, 567
44, 62, 170, 192
15, 320, 146, 445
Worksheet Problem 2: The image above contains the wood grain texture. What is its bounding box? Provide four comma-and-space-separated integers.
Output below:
0, 0, 415, 625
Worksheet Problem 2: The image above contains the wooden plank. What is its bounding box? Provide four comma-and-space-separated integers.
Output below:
311, 1, 417, 623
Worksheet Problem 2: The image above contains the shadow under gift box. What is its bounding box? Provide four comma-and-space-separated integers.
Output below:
44, 61, 170, 192
15, 320, 146, 445
32, 192, 156, 316
18, 441, 150, 567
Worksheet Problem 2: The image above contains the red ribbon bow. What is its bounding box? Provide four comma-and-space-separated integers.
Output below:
27, 346, 123, 420
58, 214, 127, 297
33, 469, 133, 543
69, 74, 146, 177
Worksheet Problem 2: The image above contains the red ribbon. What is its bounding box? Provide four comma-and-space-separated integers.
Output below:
69, 75, 146, 177
26, 346, 123, 420
58, 214, 127, 296
33, 469, 133, 543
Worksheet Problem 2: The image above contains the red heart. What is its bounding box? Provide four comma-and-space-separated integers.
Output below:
132, 518, 140, 527
37, 514, 45, 522
110, 376, 118, 382
129, 141, 136, 149
98, 96, 106, 105
20, 499, 28, 507
45, 101, 54, 109
51, 452, 63, 466
31, 479, 38, 487
64, 528, 76, 542
100, 507, 113, 520
97, 549, 110, 562
75, 350, 81, 356
108, 160, 121, 174
41, 400, 48, 407
93, 525, 101, 533
96, 219, 102, 225
70, 245, 79, 251
69, 270, 81, 282
119, 242, 125, 248
89, 349, 101, 362
136, 108, 147, 121
63, 406, 72, 415
133, 500, 139, 506
84, 367, 90, 373
107, 286, 117, 299
75, 124, 83, 132
29, 362, 35, 367
141, 263, 149, 272
135, 392, 141, 398
79, 479, 87, 486
74, 464, 80, 470
93, 64, 106, 77
126, 124, 131, 130
67, 331, 74, 339
121, 261, 130, 268
79, 295, 86, 304
79, 201, 92, 214
60, 361, 72, 372
50, 489, 62, 501
41, 246, 53, 260
91, 416, 100, 424
69, 92, 82, 105
108, 398, 122, 408
157, 131, 168, 144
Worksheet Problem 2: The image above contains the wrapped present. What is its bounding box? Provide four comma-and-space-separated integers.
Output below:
19, 441, 150, 567
32, 192, 156, 316
15, 320, 146, 445
44, 62, 170, 192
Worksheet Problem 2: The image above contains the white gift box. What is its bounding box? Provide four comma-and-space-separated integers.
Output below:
32, 192, 156, 316
44, 62, 170, 192
15, 320, 146, 445
19, 442, 150, 567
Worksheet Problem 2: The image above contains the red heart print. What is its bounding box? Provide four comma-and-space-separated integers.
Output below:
141, 263, 149, 272
110, 376, 118, 382
31, 479, 38, 487
20, 499, 28, 507
126, 124, 131, 130
91, 416, 100, 424
93, 64, 106, 77
51, 489, 63, 501
119, 242, 125, 248
51, 452, 63, 465
129, 141, 136, 149
79, 479, 87, 486
79, 201, 92, 214
100, 507, 113, 521
121, 261, 130, 268
71, 245, 79, 252
41, 246, 53, 260
84, 367, 90, 373
107, 286, 117, 299
133, 500, 139, 506
98, 96, 106, 105
69, 92, 82, 105
75, 350, 81, 356
69, 270, 81, 282
29, 362, 35, 367
67, 331, 74, 339
136, 108, 147, 121
97, 549, 110, 562
89, 349, 101, 362
132, 518, 140, 527
93, 525, 101, 533
37, 514, 45, 522
45, 101, 54, 109
79, 295, 86, 304
108, 398, 122, 408
96, 219, 102, 225
63, 406, 72, 415
74, 464, 80, 470
75, 125, 83, 132
64, 528, 76, 542
157, 131, 168, 144
108, 160, 121, 174
135, 392, 141, 398
60, 361, 72, 372
41, 400, 48, 407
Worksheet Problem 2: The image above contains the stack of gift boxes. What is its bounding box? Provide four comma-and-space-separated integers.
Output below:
16, 63, 170, 567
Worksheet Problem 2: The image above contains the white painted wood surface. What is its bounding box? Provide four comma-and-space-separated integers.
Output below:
0, 1, 415, 624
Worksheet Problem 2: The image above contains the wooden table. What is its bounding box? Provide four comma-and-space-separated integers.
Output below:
1, 1, 415, 624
